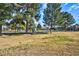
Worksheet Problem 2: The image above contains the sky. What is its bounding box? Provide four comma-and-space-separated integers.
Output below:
61, 3, 79, 24
39, 3, 79, 26
38, 3, 47, 26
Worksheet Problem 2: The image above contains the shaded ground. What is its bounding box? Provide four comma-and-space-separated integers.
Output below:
2, 32, 47, 35
0, 32, 79, 56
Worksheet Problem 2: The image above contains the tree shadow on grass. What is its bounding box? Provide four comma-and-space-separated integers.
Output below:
1, 32, 48, 36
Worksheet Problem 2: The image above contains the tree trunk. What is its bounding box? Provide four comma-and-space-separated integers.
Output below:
64, 24, 67, 32
49, 28, 52, 33
31, 17, 36, 34
0, 25, 2, 36
26, 20, 28, 33
50, 22, 53, 34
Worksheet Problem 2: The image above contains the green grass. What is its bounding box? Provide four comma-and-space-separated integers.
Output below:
42, 36, 74, 44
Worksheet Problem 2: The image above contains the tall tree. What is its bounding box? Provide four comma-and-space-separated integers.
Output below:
22, 3, 40, 33
0, 4, 12, 35
43, 3, 61, 33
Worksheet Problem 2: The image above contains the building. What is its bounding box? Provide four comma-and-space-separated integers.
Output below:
67, 24, 79, 31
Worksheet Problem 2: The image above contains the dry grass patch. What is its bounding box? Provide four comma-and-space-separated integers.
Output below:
0, 32, 79, 55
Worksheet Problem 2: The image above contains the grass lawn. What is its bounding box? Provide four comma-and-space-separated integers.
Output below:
0, 32, 79, 56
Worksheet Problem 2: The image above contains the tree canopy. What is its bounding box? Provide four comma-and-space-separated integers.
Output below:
0, 3, 76, 35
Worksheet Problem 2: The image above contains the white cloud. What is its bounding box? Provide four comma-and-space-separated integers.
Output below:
68, 4, 77, 12
63, 3, 69, 6
67, 3, 79, 12
74, 6, 79, 9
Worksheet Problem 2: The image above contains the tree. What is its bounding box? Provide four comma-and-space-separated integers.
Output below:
58, 12, 75, 31
43, 3, 75, 32
0, 4, 12, 35
10, 13, 24, 32
8, 4, 24, 32
43, 3, 61, 33
22, 3, 40, 33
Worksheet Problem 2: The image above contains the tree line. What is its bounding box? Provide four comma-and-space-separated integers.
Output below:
0, 3, 75, 35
